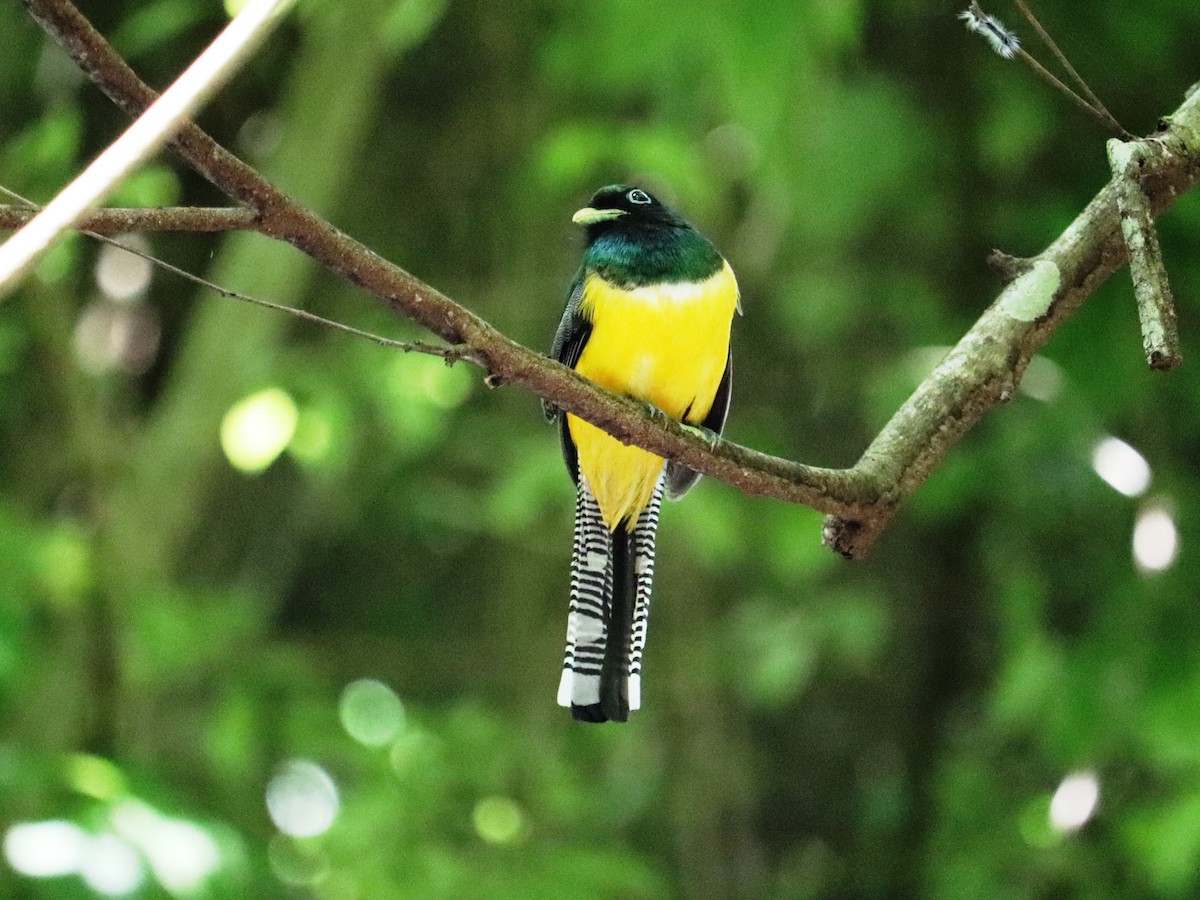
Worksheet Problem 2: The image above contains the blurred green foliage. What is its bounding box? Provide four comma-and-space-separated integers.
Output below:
1, 0, 1199, 896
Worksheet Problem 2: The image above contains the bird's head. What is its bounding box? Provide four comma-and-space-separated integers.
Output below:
571, 185, 686, 242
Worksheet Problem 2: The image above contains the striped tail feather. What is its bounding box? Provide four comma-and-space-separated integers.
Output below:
628, 480, 662, 711
558, 475, 663, 722
558, 477, 611, 718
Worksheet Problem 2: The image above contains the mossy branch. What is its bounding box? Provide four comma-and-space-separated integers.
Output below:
17, 0, 1200, 558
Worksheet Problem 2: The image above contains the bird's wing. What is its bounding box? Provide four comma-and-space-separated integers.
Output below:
546, 270, 592, 485
664, 348, 732, 499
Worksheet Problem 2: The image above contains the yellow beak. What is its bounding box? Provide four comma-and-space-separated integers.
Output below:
572, 207, 626, 226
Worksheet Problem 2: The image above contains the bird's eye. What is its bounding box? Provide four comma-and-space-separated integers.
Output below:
627, 189, 652, 205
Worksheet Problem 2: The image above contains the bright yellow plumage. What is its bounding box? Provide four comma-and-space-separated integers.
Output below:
567, 261, 739, 529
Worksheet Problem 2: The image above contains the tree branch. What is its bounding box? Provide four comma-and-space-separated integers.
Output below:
0, 204, 262, 234
1107, 139, 1183, 370
0, 0, 290, 292
20, 0, 1200, 558
0, 187, 477, 363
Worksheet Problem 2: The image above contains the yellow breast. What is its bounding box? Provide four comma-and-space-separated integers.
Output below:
568, 261, 739, 529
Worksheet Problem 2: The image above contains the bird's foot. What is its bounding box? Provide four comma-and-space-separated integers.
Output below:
640, 401, 671, 424
639, 403, 720, 450
681, 423, 721, 450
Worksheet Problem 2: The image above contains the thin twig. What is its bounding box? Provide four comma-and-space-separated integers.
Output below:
1013, 0, 1133, 139
959, 2, 1129, 139
124, 246, 478, 364
1014, 47, 1127, 138
0, 186, 478, 365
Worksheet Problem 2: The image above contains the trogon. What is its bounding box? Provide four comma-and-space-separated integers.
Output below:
545, 185, 740, 722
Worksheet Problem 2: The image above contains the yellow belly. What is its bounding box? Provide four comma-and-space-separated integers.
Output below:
568, 262, 738, 529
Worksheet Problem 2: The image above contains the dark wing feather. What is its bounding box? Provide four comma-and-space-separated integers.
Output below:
546, 270, 592, 485
664, 348, 732, 499
544, 270, 589, 418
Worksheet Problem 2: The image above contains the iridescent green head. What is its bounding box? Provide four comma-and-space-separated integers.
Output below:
572, 185, 722, 286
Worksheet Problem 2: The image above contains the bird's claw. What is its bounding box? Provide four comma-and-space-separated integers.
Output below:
641, 401, 671, 423
681, 423, 721, 450
640, 403, 719, 450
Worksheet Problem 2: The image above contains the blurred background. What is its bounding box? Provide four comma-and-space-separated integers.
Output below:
1, 0, 1199, 896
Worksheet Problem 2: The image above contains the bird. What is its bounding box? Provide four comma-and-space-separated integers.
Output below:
545, 184, 740, 723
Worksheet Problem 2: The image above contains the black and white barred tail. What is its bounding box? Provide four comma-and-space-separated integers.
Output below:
557, 475, 663, 722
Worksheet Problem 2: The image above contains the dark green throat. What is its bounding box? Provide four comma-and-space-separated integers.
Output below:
585, 224, 723, 288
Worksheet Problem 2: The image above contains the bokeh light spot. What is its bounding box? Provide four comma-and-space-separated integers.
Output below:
266, 760, 339, 838
73, 302, 161, 375
1092, 436, 1151, 497
146, 821, 220, 891
1134, 503, 1179, 574
110, 801, 221, 892
339, 679, 406, 747
66, 754, 126, 801
220, 388, 299, 474
80, 833, 143, 896
3, 820, 87, 878
472, 796, 526, 845
1019, 355, 1064, 402
94, 235, 152, 301
268, 834, 330, 887
1049, 771, 1100, 833
390, 353, 472, 409
238, 109, 283, 159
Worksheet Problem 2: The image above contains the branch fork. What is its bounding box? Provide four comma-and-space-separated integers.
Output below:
1107, 137, 1185, 370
